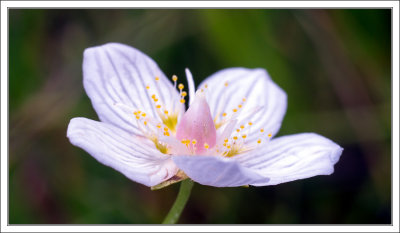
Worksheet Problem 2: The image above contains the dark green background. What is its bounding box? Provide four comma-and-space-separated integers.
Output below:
9, 9, 391, 224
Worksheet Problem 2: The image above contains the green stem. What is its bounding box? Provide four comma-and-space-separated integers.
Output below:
162, 179, 194, 224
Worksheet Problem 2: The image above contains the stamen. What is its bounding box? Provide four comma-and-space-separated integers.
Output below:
172, 75, 178, 82
181, 91, 187, 97
222, 113, 227, 117
240, 125, 245, 129
180, 99, 186, 104
156, 105, 161, 108
155, 76, 160, 81
233, 136, 238, 140
164, 110, 169, 115
146, 85, 150, 90
238, 104, 243, 108
260, 128, 264, 133
242, 134, 247, 139
233, 108, 238, 113
178, 83, 184, 90
268, 133, 272, 138
248, 122, 253, 126
224, 81, 229, 87
257, 139, 262, 144
204, 143, 209, 149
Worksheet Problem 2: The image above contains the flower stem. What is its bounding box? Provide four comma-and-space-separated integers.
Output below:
162, 179, 194, 224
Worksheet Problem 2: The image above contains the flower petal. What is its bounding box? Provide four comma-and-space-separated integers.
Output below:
67, 117, 178, 187
172, 155, 267, 187
83, 43, 183, 134
236, 133, 343, 186
198, 68, 287, 144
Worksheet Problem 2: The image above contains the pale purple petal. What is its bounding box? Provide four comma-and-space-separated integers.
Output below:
236, 133, 343, 186
172, 155, 268, 187
83, 43, 183, 135
67, 117, 178, 187
198, 68, 287, 144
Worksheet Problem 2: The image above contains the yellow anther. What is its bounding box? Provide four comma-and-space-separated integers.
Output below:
242, 98, 246, 102
143, 121, 147, 126
137, 111, 141, 114
205, 84, 208, 88
240, 125, 245, 129
248, 122, 253, 126
233, 136, 238, 140
238, 104, 243, 108
135, 115, 140, 120
155, 76, 160, 81
268, 133, 272, 138
164, 110, 169, 115
257, 139, 262, 144
133, 111, 138, 115
178, 83, 184, 90
233, 109, 238, 113
226, 144, 231, 149
156, 124, 162, 129
164, 131, 170, 136
146, 85, 150, 90
242, 134, 247, 139
181, 91, 187, 97
181, 139, 187, 144
153, 98, 159, 102
260, 128, 264, 133
192, 139, 197, 145
222, 113, 227, 117
141, 113, 146, 117
172, 75, 178, 82
223, 143, 227, 147
224, 81, 228, 87
180, 99, 186, 104
156, 105, 161, 108
164, 127, 169, 131
204, 143, 209, 149
151, 94, 156, 99
236, 129, 240, 133
224, 138, 228, 143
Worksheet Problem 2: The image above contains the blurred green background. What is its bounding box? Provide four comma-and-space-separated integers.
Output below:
9, 9, 391, 224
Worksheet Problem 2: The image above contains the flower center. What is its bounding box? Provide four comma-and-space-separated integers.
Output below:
117, 73, 272, 157
176, 91, 217, 154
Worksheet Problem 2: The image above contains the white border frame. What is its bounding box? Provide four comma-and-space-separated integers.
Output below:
1, 1, 399, 232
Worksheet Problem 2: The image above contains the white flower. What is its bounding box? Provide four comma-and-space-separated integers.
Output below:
67, 43, 343, 188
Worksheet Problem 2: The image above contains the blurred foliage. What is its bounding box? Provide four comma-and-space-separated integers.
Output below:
9, 9, 391, 224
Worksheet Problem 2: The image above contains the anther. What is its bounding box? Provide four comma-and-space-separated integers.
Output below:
242, 134, 247, 139
236, 129, 240, 133
146, 85, 150, 90
204, 143, 210, 149
172, 75, 178, 82
143, 121, 147, 126
233, 136, 238, 140
180, 99, 186, 104
164, 127, 169, 131
240, 125, 245, 129
181, 91, 187, 97
222, 113, 227, 117
141, 113, 146, 117
164, 110, 169, 115
260, 128, 264, 133
205, 84, 208, 88
224, 138, 228, 143
224, 82, 229, 87
192, 139, 197, 145
151, 94, 156, 99
248, 122, 253, 126
233, 108, 238, 113
257, 139, 262, 144
242, 98, 246, 102
155, 76, 160, 81
238, 104, 243, 108
268, 133, 272, 138
178, 84, 184, 90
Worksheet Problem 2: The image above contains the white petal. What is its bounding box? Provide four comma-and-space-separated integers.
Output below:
67, 117, 178, 187
172, 155, 267, 187
198, 68, 287, 144
185, 68, 196, 106
83, 43, 183, 134
236, 133, 343, 186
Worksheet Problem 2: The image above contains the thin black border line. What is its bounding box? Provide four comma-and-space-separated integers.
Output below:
3, 6, 397, 231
